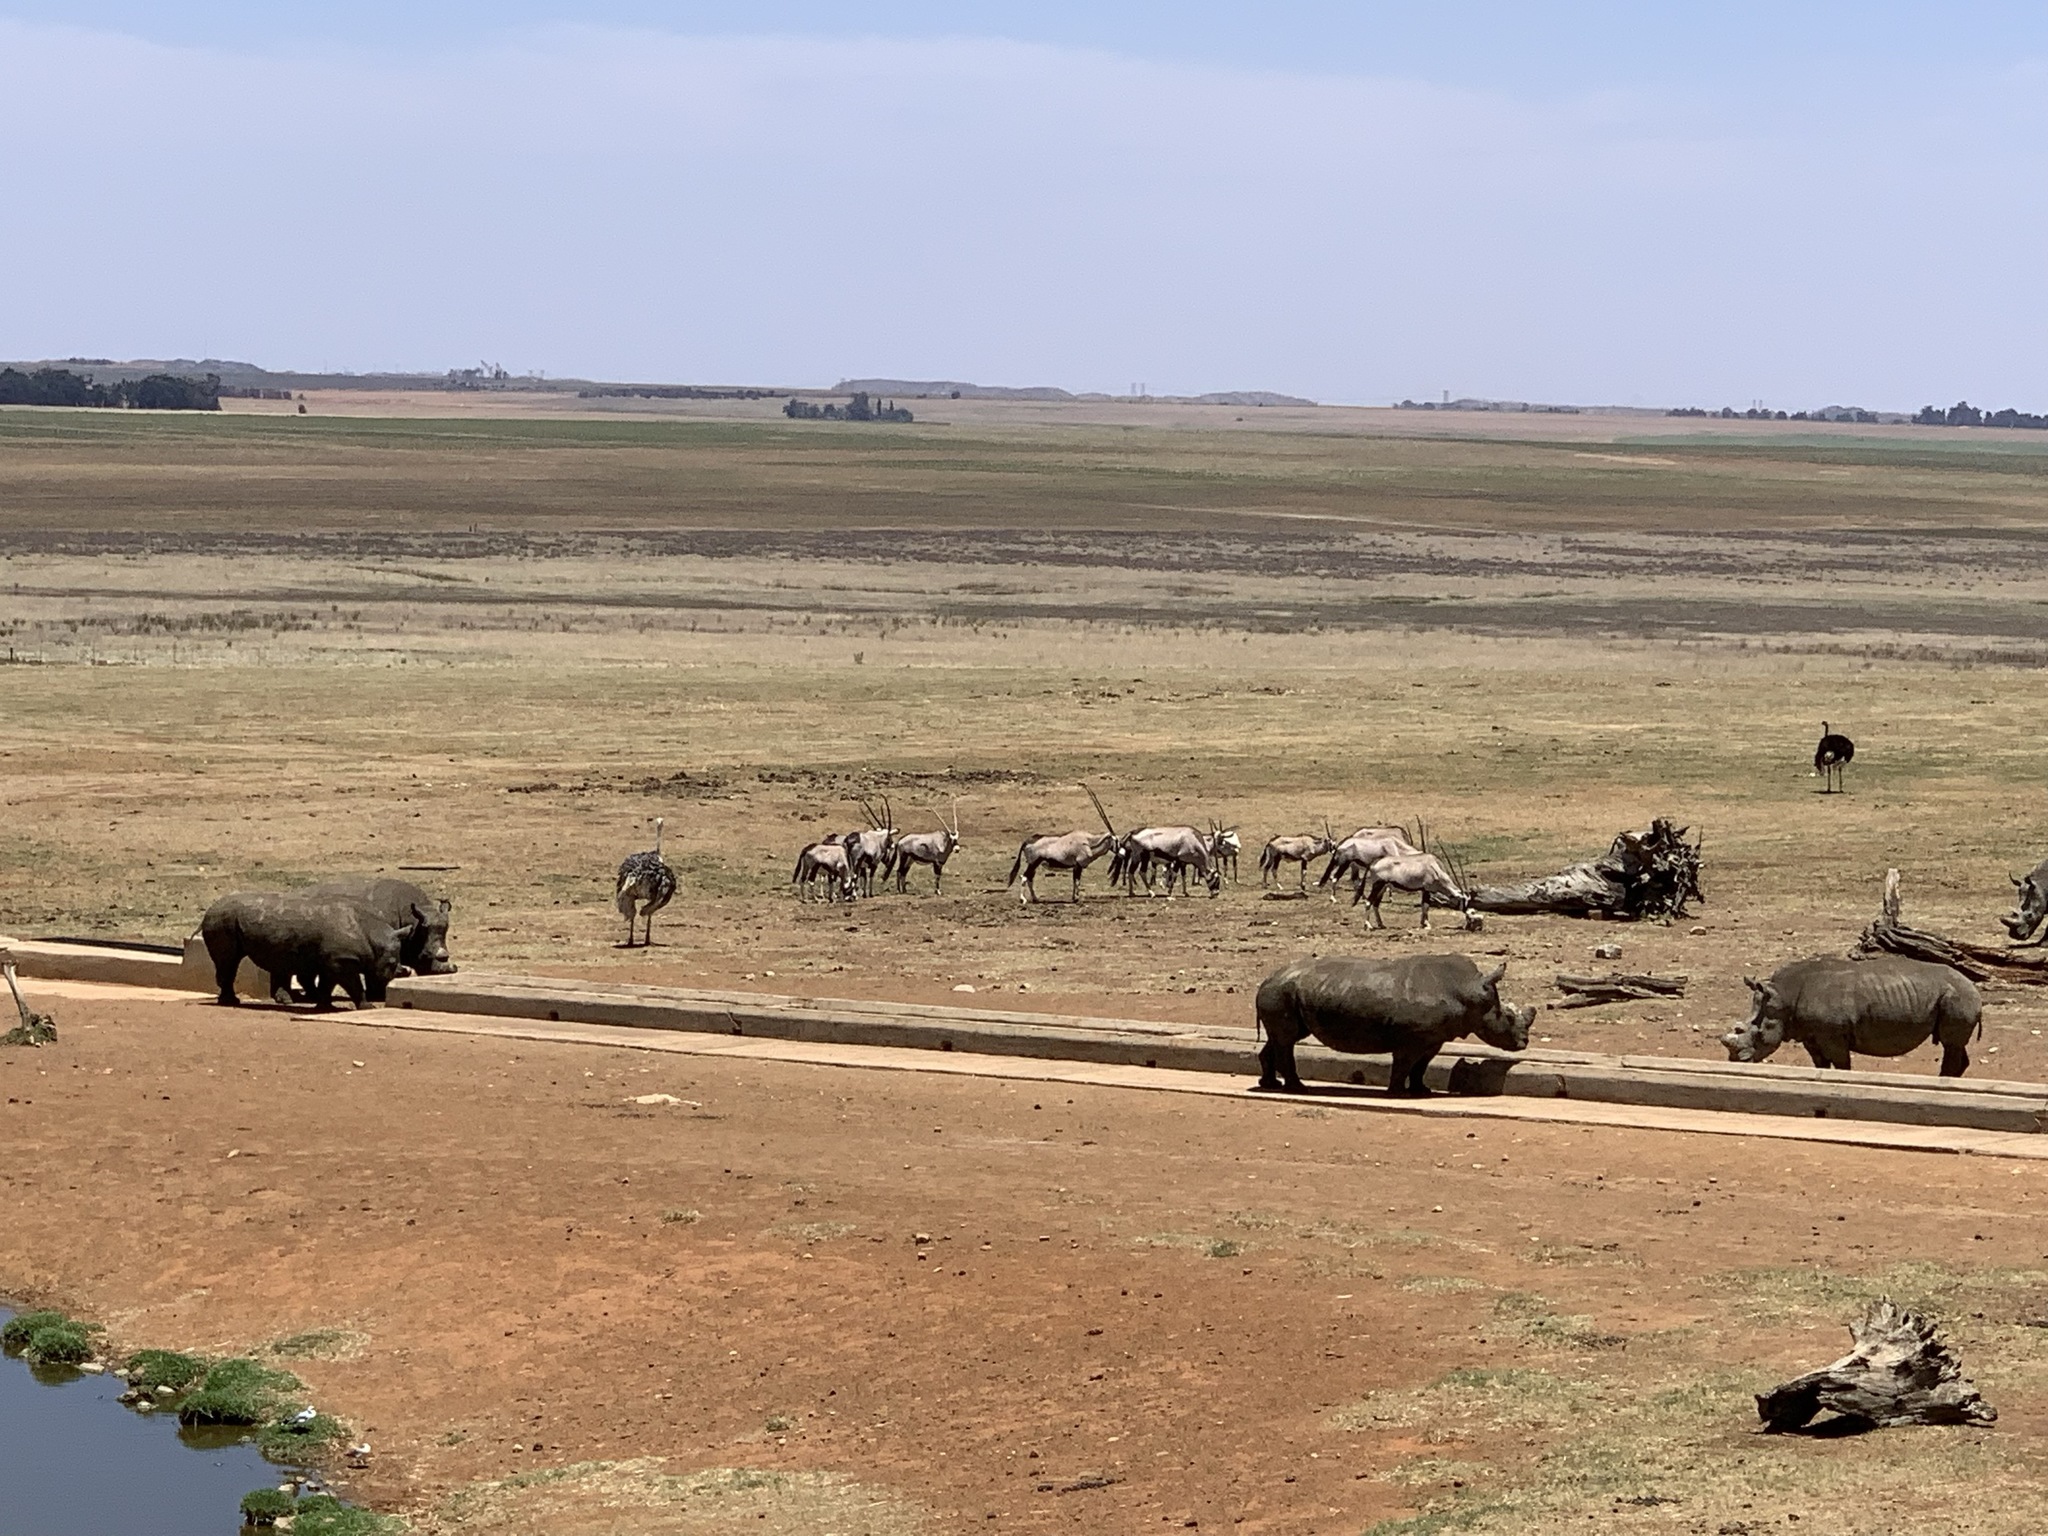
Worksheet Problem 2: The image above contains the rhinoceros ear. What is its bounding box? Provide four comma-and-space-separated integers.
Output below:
1742, 975, 1763, 996
1481, 961, 1507, 990
2013, 874, 2026, 888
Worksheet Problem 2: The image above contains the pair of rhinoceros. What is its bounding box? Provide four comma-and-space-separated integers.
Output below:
200, 877, 457, 1009
1254, 951, 1982, 1094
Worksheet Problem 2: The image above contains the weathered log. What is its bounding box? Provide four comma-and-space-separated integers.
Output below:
1, 957, 58, 1047
1757, 1298, 1995, 1432
1470, 817, 1703, 922
1855, 869, 2048, 985
1552, 971, 1688, 1008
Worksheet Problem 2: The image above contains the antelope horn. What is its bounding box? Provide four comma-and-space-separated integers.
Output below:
950, 797, 961, 837
882, 793, 893, 828
1083, 783, 1117, 836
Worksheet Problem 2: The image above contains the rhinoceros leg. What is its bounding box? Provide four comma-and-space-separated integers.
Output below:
1390, 1048, 1435, 1096
1803, 1038, 1852, 1070
1254, 1019, 1306, 1093
1940, 1040, 1970, 1077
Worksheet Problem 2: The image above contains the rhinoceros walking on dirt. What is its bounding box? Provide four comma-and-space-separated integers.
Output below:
1720, 955, 1981, 1076
2003, 858, 2048, 943
1254, 953, 1534, 1096
201, 891, 404, 1010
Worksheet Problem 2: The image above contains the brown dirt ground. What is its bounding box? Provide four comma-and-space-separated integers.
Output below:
6, 988, 2048, 1534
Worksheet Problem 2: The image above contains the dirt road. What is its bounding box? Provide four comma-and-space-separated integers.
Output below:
5, 986, 2047, 1533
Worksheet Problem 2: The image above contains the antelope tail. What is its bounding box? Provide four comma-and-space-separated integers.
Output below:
1006, 842, 1029, 886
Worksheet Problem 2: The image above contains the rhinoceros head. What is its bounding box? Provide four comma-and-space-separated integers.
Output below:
1473, 961, 1534, 1052
407, 898, 458, 975
1719, 975, 1786, 1063
2003, 872, 2047, 943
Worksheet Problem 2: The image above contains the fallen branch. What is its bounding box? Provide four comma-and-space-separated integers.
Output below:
1856, 869, 2048, 985
1469, 817, 1702, 922
1552, 971, 1688, 1008
1757, 1298, 1995, 1432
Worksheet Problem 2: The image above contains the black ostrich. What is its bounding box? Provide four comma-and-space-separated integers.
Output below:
1814, 722, 1855, 793
615, 816, 679, 946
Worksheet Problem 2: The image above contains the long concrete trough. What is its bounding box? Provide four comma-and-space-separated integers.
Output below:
8, 936, 2048, 1135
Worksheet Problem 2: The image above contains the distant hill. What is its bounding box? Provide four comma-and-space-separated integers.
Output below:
836, 378, 1316, 407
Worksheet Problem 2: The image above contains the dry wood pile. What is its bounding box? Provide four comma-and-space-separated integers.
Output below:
1469, 818, 1703, 922
1856, 869, 2048, 985
1757, 1299, 1995, 1432
1551, 971, 1687, 1008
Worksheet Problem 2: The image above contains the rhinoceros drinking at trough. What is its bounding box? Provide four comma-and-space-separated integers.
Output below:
200, 891, 406, 1010
1720, 955, 1982, 1077
1254, 953, 1534, 1095
303, 877, 456, 983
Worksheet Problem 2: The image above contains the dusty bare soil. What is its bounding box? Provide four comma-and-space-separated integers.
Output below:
6, 987, 2048, 1534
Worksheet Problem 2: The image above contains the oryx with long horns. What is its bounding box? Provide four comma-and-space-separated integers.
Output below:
1317, 824, 1422, 901
839, 795, 897, 897
1005, 785, 1122, 904
892, 799, 962, 893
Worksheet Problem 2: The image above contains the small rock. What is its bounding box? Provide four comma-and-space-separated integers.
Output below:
913, 1232, 933, 1245
630, 1093, 683, 1106
1593, 943, 1622, 960
1689, 925, 1707, 936
79, 1362, 105, 1374
155, 1385, 176, 1398
952, 984, 976, 994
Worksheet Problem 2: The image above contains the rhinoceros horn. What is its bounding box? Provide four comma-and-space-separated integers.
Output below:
1481, 961, 1508, 990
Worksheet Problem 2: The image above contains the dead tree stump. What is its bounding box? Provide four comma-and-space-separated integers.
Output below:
1856, 869, 2048, 985
1756, 1299, 1995, 1432
1, 956, 58, 1047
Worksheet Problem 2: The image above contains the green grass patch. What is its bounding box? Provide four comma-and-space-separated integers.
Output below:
125, 1348, 205, 1392
240, 1488, 296, 1525
3, 1309, 100, 1366
25, 1323, 94, 1366
179, 1357, 301, 1427
287, 1493, 403, 1535
2, 1309, 70, 1351
260, 1410, 348, 1459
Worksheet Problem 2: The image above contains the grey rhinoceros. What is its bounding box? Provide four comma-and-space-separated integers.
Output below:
1720, 955, 1981, 1076
200, 891, 404, 1010
1254, 953, 1534, 1095
304, 877, 456, 981
2003, 857, 2048, 943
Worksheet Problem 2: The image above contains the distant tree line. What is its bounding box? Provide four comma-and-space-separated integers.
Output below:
0, 367, 221, 411
784, 391, 913, 423
1913, 401, 2048, 430
1667, 405, 1885, 423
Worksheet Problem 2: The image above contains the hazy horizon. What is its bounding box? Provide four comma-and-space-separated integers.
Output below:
3, 3, 2044, 412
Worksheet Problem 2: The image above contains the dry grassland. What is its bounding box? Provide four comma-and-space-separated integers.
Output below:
7, 402, 2048, 1532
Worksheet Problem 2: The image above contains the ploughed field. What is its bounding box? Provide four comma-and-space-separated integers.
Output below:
8, 404, 2048, 1533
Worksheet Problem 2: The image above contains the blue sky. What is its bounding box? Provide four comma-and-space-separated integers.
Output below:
4, 3, 2045, 407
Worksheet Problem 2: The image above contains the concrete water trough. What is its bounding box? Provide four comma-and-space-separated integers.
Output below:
7, 936, 2046, 1136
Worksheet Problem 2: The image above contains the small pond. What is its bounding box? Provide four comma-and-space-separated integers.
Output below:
0, 1307, 308, 1535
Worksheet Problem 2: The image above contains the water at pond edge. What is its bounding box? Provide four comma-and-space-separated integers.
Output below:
0, 1306, 307, 1536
